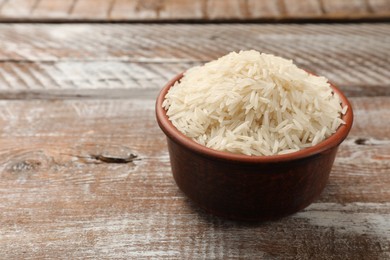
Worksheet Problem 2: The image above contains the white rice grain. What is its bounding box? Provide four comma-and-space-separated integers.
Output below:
163, 50, 346, 156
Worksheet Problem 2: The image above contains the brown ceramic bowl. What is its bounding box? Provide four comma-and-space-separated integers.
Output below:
156, 73, 353, 221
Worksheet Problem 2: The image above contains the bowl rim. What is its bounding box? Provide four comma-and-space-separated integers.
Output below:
156, 72, 354, 164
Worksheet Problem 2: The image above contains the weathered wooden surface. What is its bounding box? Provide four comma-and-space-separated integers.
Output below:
0, 0, 389, 21
0, 96, 389, 259
0, 23, 389, 97
0, 21, 389, 259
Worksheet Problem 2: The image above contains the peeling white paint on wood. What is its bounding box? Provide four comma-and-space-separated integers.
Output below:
296, 203, 390, 238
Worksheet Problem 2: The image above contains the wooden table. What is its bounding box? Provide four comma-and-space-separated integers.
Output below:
0, 20, 389, 258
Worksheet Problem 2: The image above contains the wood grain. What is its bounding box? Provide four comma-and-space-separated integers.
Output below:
0, 95, 389, 258
283, 0, 322, 17
0, 0, 389, 21
0, 61, 189, 91
0, 20, 388, 259
0, 23, 388, 97
0, 60, 388, 98
322, 0, 369, 17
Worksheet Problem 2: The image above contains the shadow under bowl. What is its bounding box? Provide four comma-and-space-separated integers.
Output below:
156, 73, 354, 221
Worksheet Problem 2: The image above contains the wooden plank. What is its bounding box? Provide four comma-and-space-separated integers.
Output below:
283, 0, 322, 17
70, 0, 113, 19
111, 0, 205, 20
247, 0, 280, 18
206, 0, 248, 20
0, 96, 389, 258
156, 0, 205, 20
0, 0, 36, 17
368, 0, 390, 14
0, 24, 388, 97
0, 23, 388, 63
28, 0, 74, 18
0, 0, 389, 21
0, 61, 388, 98
324, 97, 390, 204
322, 0, 369, 17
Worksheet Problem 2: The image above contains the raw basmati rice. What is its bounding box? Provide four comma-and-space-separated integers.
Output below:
162, 50, 347, 156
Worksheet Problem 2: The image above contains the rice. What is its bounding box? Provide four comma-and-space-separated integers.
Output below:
162, 50, 346, 156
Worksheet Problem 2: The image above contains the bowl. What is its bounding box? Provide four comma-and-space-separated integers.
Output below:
156, 73, 353, 221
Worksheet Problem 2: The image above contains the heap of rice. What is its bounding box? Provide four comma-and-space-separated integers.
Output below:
162, 50, 347, 156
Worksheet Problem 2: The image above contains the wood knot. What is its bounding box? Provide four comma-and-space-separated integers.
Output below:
10, 160, 42, 172
354, 138, 388, 146
355, 138, 367, 145
0, 150, 49, 182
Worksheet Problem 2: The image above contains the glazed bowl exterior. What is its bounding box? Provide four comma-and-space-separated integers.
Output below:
156, 73, 353, 221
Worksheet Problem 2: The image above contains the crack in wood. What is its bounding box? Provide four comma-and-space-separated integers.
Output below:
90, 153, 138, 164
355, 138, 368, 145
60, 152, 139, 164
354, 137, 390, 146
